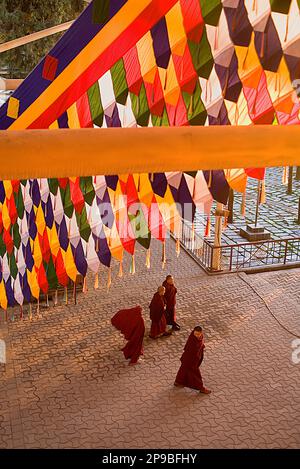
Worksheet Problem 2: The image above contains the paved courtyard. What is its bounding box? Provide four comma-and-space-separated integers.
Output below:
195, 167, 300, 244
0, 238, 299, 449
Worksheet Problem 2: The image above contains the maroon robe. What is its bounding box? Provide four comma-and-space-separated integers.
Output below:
149, 293, 167, 338
111, 306, 145, 364
162, 280, 177, 325
175, 331, 205, 390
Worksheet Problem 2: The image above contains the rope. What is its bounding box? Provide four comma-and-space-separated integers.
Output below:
237, 272, 300, 339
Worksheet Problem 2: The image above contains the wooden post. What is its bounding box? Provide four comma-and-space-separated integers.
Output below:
296, 196, 300, 225
228, 188, 234, 224
296, 167, 300, 181
212, 202, 223, 271
287, 166, 293, 195
73, 281, 77, 305
255, 180, 261, 227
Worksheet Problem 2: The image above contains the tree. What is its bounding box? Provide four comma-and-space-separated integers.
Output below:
0, 0, 85, 78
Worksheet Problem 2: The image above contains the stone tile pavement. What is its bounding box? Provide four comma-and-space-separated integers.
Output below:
0, 238, 299, 449
195, 167, 300, 245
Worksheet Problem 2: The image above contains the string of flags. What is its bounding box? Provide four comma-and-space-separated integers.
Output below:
0, 170, 257, 312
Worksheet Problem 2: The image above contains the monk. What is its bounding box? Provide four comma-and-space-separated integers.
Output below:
174, 326, 211, 394
163, 275, 180, 331
111, 306, 145, 365
149, 286, 172, 339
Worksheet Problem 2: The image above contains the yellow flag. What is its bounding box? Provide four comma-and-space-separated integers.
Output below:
0, 280, 8, 310
27, 268, 40, 300
65, 245, 78, 282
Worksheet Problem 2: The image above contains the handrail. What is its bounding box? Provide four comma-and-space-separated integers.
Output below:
0, 21, 73, 54
180, 220, 300, 274
205, 236, 299, 250
0, 78, 23, 91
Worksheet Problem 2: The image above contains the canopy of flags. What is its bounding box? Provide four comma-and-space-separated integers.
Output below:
1, 0, 300, 130
0, 171, 237, 310
0, 0, 299, 310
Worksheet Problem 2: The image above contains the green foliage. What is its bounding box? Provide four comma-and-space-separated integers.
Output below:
0, 0, 85, 78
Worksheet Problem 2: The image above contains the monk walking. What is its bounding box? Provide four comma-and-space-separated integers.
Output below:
174, 326, 211, 394
163, 275, 180, 331
149, 286, 172, 339
111, 305, 145, 365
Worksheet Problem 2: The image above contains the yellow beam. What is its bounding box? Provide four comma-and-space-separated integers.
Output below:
0, 126, 299, 180
0, 21, 73, 54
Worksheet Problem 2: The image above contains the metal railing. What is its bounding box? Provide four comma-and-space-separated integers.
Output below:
179, 221, 300, 274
